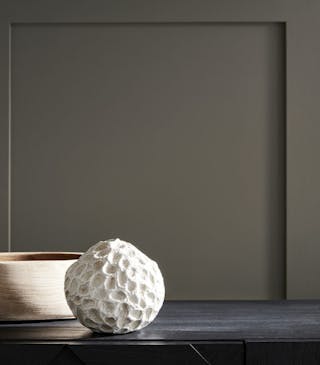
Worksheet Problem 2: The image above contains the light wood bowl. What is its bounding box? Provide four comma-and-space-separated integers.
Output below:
0, 252, 82, 321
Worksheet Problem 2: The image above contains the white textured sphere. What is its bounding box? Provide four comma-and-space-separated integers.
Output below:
64, 238, 165, 334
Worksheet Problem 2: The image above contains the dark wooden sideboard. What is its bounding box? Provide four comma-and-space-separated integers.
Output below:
1, 301, 320, 364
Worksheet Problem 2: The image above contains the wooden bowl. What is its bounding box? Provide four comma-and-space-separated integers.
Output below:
0, 252, 82, 321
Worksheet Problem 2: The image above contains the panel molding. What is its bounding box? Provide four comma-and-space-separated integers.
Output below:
0, 21, 10, 253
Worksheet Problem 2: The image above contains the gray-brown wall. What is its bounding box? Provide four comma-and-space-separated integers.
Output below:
1, 0, 320, 299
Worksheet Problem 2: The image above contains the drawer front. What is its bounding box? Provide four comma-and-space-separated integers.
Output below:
246, 341, 320, 365
0, 342, 244, 365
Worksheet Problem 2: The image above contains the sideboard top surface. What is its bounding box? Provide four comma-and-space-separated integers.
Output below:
1, 301, 320, 342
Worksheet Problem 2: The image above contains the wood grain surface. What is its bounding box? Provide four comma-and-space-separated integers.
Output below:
1, 300, 320, 341
0, 252, 81, 321
1, 301, 320, 364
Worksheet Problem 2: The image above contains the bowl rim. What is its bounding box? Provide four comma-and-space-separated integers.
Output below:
0, 252, 82, 262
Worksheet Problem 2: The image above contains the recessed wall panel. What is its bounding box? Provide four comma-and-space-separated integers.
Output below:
11, 23, 285, 299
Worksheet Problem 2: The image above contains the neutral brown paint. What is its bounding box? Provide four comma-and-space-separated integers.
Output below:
0, 0, 319, 299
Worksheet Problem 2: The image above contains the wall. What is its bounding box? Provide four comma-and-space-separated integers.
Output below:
1, 0, 320, 299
